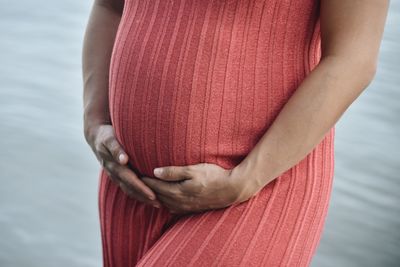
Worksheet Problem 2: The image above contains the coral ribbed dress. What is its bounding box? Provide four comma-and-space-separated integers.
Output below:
98, 0, 335, 266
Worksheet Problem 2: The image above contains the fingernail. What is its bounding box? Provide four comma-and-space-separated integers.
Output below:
153, 203, 161, 209
154, 168, 163, 177
119, 153, 126, 163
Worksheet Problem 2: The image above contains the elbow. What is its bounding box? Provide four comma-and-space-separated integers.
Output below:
321, 54, 378, 89
339, 53, 379, 89
358, 60, 377, 88
321, 53, 378, 88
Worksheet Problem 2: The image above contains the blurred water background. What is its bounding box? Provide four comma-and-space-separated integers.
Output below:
0, 1, 399, 266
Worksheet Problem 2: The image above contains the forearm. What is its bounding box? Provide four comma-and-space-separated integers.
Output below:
231, 56, 376, 202
82, 1, 122, 136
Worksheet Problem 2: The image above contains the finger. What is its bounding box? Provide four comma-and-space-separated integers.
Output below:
104, 161, 157, 200
153, 165, 192, 181
104, 168, 119, 184
119, 182, 162, 208
96, 143, 115, 163
141, 176, 182, 196
118, 166, 158, 200
103, 136, 129, 165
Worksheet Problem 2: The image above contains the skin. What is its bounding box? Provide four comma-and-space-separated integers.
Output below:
83, 0, 389, 214
82, 0, 162, 208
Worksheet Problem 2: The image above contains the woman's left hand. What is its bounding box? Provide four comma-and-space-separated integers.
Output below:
141, 163, 248, 215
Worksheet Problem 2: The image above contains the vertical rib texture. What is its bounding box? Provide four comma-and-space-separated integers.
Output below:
98, 0, 335, 266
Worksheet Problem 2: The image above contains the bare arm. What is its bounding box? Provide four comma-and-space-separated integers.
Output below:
231, 0, 390, 202
136, 0, 389, 214
82, 0, 123, 131
82, 0, 161, 208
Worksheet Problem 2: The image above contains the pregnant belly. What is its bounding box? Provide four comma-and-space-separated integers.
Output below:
109, 74, 273, 178
107, 1, 301, 177
108, 55, 292, 178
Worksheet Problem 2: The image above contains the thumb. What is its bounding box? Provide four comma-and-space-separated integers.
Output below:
153, 165, 191, 181
117, 151, 129, 165
104, 137, 129, 165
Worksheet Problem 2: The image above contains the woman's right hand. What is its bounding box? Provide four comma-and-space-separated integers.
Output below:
84, 123, 162, 208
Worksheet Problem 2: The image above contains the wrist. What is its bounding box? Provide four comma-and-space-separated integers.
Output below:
83, 101, 111, 126
229, 160, 264, 204
83, 113, 111, 143
84, 109, 111, 127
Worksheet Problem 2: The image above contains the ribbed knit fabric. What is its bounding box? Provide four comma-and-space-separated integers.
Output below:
98, 0, 335, 266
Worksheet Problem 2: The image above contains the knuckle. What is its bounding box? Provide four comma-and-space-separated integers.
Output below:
111, 148, 121, 160
105, 161, 116, 173
94, 142, 103, 153
183, 166, 192, 177
163, 167, 171, 177
103, 136, 114, 148
97, 148, 108, 158
197, 180, 207, 191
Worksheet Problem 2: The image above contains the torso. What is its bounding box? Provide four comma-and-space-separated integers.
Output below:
108, 0, 325, 177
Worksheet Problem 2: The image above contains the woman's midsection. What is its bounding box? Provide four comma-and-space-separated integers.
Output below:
108, 0, 317, 177
109, 64, 275, 177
